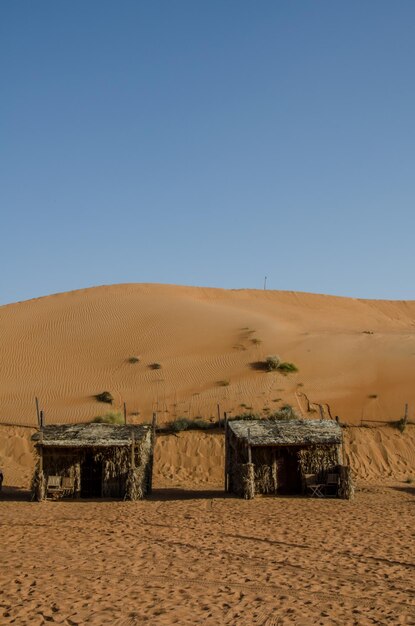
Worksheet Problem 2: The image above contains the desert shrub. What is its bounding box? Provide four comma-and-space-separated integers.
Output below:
277, 362, 298, 374
149, 363, 162, 370
170, 418, 191, 432
251, 338, 262, 345
94, 391, 114, 404
193, 419, 212, 430
405, 477, 414, 484
230, 412, 261, 421
217, 380, 230, 387
269, 404, 299, 420
265, 355, 281, 371
169, 417, 212, 432
368, 394, 378, 399
128, 356, 140, 364
92, 411, 124, 425
252, 356, 298, 374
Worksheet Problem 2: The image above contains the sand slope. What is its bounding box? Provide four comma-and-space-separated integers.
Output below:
1, 424, 414, 490
1, 283, 415, 427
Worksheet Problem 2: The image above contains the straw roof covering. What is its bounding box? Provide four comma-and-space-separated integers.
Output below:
32, 423, 151, 448
228, 419, 342, 446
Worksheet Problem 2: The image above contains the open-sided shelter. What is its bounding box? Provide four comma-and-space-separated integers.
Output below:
225, 418, 353, 499
31, 423, 155, 501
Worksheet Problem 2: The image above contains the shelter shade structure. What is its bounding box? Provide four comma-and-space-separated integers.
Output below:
225, 419, 353, 500
31, 423, 155, 501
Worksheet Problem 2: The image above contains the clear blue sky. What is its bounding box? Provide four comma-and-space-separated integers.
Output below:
1, 1, 414, 305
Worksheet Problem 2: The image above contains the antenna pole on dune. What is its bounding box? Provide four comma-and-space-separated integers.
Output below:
264, 276, 267, 290
124, 402, 127, 425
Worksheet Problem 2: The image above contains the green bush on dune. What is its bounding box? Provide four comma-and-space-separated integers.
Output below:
92, 411, 124, 425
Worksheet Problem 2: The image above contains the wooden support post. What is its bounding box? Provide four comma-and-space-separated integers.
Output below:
217, 403, 221, 427
38, 431, 43, 473
148, 413, 157, 495
124, 402, 127, 425
37, 431, 44, 501
35, 397, 40, 427
131, 432, 135, 469
247, 428, 252, 464
272, 448, 277, 494
40, 410, 44, 429
224, 414, 228, 492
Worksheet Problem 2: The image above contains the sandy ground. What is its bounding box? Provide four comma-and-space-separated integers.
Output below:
1, 426, 414, 624
1, 283, 415, 426
1, 485, 414, 625
1, 284, 415, 624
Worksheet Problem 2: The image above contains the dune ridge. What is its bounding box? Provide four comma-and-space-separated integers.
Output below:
1, 283, 414, 428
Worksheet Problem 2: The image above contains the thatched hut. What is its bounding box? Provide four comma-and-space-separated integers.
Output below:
225, 418, 353, 500
31, 423, 155, 501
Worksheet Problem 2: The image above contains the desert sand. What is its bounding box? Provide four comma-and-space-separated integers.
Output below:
1, 283, 415, 427
1, 480, 414, 625
1, 284, 415, 624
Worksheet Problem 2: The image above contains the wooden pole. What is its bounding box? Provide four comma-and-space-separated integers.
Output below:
123, 402, 127, 425
217, 403, 221, 427
40, 410, 44, 429
224, 414, 228, 492
38, 431, 43, 473
148, 412, 157, 495
247, 427, 252, 464
38, 430, 44, 501
35, 397, 40, 427
131, 432, 135, 468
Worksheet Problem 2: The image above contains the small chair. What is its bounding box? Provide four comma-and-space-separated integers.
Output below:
324, 473, 339, 497
305, 474, 325, 498
46, 475, 63, 500
61, 477, 75, 498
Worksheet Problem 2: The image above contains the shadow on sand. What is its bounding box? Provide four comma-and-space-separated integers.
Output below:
0, 486, 32, 501
392, 485, 415, 497
148, 488, 231, 502
0, 486, 232, 503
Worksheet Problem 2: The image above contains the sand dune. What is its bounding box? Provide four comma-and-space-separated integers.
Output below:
1, 283, 414, 427
1, 283, 415, 624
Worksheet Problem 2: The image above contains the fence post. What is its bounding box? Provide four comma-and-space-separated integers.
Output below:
35, 397, 40, 427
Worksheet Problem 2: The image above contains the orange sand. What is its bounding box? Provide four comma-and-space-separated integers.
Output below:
1, 283, 415, 426
1, 485, 414, 625
1, 284, 415, 624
